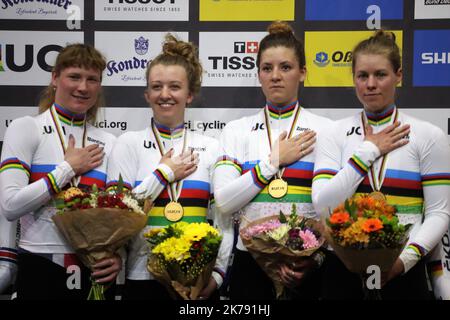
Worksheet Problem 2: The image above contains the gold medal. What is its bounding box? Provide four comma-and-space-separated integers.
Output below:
268, 179, 288, 199
164, 201, 184, 222
369, 191, 386, 202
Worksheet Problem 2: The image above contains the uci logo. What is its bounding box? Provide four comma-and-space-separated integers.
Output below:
3, 44, 62, 72
251, 123, 265, 131
346, 126, 362, 136
143, 140, 157, 149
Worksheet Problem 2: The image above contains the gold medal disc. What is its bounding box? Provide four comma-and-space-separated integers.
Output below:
369, 191, 386, 202
268, 179, 288, 199
164, 202, 184, 222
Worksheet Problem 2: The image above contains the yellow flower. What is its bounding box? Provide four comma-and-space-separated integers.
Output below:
153, 237, 191, 262
340, 218, 370, 246
182, 223, 218, 242
144, 228, 164, 239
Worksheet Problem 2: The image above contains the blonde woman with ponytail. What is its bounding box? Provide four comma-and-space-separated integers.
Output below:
107, 34, 229, 300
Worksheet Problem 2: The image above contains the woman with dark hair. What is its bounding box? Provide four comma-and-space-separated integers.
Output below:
213, 21, 333, 300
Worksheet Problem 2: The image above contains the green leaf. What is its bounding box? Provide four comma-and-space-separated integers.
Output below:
54, 198, 66, 209
345, 198, 357, 220
117, 174, 124, 193
279, 210, 287, 223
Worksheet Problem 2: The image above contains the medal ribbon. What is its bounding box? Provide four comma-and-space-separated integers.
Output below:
50, 104, 87, 187
361, 107, 399, 192
263, 102, 301, 179
151, 118, 188, 204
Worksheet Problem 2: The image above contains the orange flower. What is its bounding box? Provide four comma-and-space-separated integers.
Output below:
329, 212, 350, 225
362, 218, 383, 233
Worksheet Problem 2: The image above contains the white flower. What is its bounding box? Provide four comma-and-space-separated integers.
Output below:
267, 224, 290, 241
122, 194, 145, 215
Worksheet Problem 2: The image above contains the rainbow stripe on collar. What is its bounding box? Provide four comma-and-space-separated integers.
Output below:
266, 101, 297, 119
153, 119, 184, 139
364, 105, 395, 126
54, 103, 85, 127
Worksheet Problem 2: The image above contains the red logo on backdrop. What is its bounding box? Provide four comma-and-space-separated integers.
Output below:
246, 41, 259, 53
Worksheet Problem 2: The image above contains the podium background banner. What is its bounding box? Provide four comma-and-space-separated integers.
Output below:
1, 0, 449, 147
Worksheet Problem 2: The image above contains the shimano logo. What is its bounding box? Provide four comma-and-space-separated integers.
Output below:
421, 52, 450, 64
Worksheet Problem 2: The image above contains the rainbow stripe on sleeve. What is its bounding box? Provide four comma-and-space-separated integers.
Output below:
43, 172, 60, 195
348, 155, 369, 177
0, 157, 31, 178
250, 163, 269, 189
313, 168, 338, 182
406, 243, 427, 259
153, 168, 170, 187
421, 173, 450, 187
214, 155, 242, 174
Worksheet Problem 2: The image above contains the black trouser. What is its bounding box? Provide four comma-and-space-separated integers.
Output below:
16, 251, 116, 300
122, 279, 220, 300
228, 249, 322, 300
320, 250, 434, 300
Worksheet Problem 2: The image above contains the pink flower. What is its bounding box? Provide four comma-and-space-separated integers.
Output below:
243, 219, 282, 237
299, 229, 319, 249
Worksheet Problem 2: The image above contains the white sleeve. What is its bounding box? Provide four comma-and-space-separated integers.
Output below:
400, 128, 450, 273
312, 124, 380, 217
213, 124, 278, 216
132, 163, 173, 202
0, 117, 75, 221
0, 213, 18, 293
107, 133, 173, 202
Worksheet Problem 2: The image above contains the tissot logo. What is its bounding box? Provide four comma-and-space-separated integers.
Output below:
234, 42, 259, 54
209, 41, 259, 70
200, 32, 265, 87
96, 0, 187, 21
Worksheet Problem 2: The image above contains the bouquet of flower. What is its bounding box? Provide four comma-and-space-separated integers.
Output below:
52, 180, 148, 300
145, 221, 222, 300
240, 204, 324, 298
325, 194, 412, 274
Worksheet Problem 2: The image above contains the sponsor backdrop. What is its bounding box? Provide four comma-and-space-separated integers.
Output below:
1, 0, 450, 150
